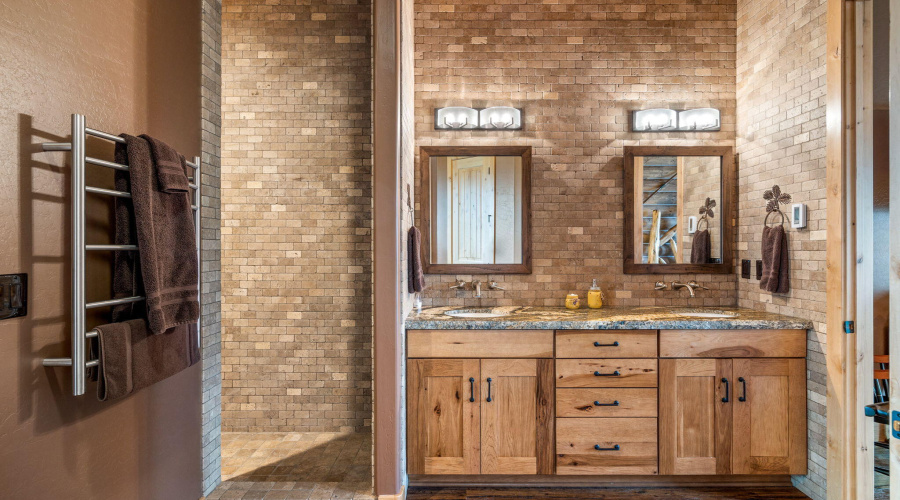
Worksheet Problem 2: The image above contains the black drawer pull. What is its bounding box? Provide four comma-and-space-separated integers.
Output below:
594, 400, 620, 407
469, 377, 475, 402
486, 377, 493, 403
721, 378, 729, 403
594, 444, 620, 451
738, 377, 747, 402
594, 341, 620, 347
594, 370, 620, 377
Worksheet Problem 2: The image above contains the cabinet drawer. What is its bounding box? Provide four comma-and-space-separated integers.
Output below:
556, 359, 658, 388
556, 388, 657, 418
659, 330, 806, 358
407, 330, 553, 358
556, 417, 658, 475
556, 331, 657, 358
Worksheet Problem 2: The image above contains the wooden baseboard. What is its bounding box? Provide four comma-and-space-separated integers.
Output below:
378, 484, 406, 500
408, 475, 794, 489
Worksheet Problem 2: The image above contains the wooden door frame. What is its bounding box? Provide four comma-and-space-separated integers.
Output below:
826, 0, 899, 497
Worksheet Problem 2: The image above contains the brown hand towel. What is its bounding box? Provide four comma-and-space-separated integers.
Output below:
760, 224, 790, 294
407, 226, 425, 293
116, 135, 199, 334
690, 229, 711, 264
94, 319, 199, 401
139, 134, 190, 193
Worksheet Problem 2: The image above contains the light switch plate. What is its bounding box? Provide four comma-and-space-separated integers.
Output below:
741, 260, 751, 279
0, 273, 27, 320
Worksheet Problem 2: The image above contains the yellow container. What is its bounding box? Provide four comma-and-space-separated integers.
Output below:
587, 279, 604, 309
565, 293, 581, 310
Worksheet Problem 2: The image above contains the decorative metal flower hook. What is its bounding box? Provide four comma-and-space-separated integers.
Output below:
763, 185, 792, 227
697, 197, 715, 231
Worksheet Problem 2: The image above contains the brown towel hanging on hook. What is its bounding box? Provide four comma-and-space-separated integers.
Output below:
760, 211, 790, 294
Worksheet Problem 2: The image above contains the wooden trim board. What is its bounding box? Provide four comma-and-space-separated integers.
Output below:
408, 475, 796, 488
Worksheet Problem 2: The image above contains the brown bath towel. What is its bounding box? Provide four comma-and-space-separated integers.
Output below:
408, 226, 426, 293
115, 135, 199, 334
690, 229, 711, 264
94, 319, 199, 401
760, 224, 790, 294
140, 134, 190, 193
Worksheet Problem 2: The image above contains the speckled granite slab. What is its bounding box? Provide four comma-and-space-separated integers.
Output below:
405, 306, 813, 331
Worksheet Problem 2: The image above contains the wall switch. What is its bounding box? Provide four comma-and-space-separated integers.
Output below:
741, 260, 751, 279
756, 260, 763, 280
0, 273, 27, 320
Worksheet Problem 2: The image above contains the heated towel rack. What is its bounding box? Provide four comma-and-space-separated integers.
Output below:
41, 114, 201, 396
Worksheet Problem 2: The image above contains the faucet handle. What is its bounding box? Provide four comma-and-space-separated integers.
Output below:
489, 281, 505, 291
654, 281, 668, 291
688, 280, 709, 290
450, 279, 466, 290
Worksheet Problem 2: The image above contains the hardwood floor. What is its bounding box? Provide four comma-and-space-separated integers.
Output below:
406, 487, 810, 500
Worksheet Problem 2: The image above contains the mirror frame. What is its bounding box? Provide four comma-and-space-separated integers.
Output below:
420, 145, 532, 274
623, 145, 735, 274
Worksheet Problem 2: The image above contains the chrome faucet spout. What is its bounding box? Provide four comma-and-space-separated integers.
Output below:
473, 280, 482, 298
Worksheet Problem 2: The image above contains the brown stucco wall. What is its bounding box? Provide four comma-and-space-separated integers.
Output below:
0, 1, 204, 498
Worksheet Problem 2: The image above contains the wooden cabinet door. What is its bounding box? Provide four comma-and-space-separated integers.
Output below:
407, 359, 480, 475
732, 358, 807, 475
480, 359, 555, 474
659, 359, 732, 475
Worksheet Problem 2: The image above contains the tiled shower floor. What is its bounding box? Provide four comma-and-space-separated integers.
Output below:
204, 432, 373, 499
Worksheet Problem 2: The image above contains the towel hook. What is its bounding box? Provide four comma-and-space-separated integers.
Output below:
762, 185, 792, 228
697, 197, 715, 232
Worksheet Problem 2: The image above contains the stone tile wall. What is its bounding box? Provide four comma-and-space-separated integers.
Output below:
220, 0, 373, 433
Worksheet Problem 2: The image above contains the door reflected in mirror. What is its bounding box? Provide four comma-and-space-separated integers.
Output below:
636, 155, 721, 264
430, 155, 523, 265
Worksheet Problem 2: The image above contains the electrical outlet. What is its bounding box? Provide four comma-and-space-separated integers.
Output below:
741, 260, 751, 279
0, 273, 27, 320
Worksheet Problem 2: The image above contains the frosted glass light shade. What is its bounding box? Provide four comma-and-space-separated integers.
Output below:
633, 109, 677, 131
434, 107, 479, 129
678, 108, 721, 131
479, 107, 522, 130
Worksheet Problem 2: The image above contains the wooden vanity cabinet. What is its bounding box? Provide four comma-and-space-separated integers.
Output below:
406, 330, 555, 476
658, 331, 807, 476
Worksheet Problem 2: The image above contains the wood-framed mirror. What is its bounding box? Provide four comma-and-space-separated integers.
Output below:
624, 145, 734, 274
420, 146, 532, 274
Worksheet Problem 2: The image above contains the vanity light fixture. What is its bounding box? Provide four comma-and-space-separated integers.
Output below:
479, 106, 522, 130
677, 108, 721, 131
631, 107, 722, 132
434, 106, 523, 130
434, 106, 479, 130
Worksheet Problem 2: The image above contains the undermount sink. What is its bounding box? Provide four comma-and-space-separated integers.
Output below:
672, 309, 739, 319
445, 308, 511, 319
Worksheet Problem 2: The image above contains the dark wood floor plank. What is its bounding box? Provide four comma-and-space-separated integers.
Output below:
407, 487, 810, 500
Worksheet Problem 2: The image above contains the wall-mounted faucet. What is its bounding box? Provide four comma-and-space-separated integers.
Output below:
671, 280, 709, 298
449, 279, 504, 298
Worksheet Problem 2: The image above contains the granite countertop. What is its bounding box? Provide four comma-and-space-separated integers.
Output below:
405, 306, 813, 331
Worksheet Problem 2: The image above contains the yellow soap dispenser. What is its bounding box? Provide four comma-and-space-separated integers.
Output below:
587, 279, 605, 309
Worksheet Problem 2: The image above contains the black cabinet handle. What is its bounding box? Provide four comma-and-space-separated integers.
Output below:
594, 370, 620, 377
721, 378, 729, 403
469, 377, 475, 402
486, 377, 492, 402
594, 341, 620, 347
594, 444, 620, 451
738, 377, 747, 402
594, 400, 620, 407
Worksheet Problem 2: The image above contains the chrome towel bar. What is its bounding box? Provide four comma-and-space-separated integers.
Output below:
41, 114, 201, 396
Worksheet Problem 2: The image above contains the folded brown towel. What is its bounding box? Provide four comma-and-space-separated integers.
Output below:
116, 135, 199, 334
408, 226, 425, 293
94, 319, 199, 401
760, 224, 790, 294
140, 134, 190, 193
690, 229, 711, 264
